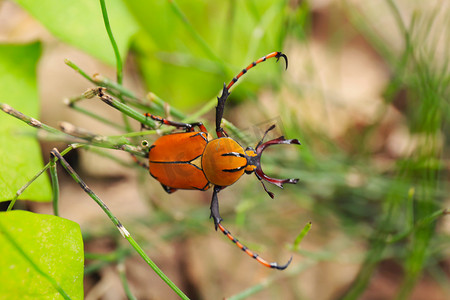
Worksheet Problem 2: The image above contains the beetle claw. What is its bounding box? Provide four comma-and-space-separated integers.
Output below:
211, 216, 223, 231
275, 52, 288, 70
272, 256, 293, 270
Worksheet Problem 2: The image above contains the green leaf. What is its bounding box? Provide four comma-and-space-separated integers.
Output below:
0, 210, 84, 299
13, 0, 138, 66
0, 42, 52, 202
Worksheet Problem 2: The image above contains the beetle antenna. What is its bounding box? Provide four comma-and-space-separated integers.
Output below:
255, 171, 275, 198
256, 124, 276, 148
260, 180, 275, 199
217, 223, 292, 270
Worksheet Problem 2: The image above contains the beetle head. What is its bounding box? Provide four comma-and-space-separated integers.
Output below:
246, 125, 300, 198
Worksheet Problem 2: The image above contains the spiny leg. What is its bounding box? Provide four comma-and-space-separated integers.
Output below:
210, 186, 224, 230
145, 114, 207, 132
210, 185, 292, 270
217, 223, 292, 270
50, 148, 130, 238
215, 52, 288, 137
130, 153, 149, 170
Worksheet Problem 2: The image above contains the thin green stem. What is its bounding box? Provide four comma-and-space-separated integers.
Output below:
6, 164, 50, 211
387, 206, 448, 244
125, 236, 189, 299
116, 129, 158, 139
292, 222, 312, 252
183, 96, 217, 122
83, 146, 137, 168
87, 88, 156, 128
51, 149, 189, 300
64, 59, 96, 84
1, 103, 62, 136
64, 60, 210, 125
84, 247, 132, 262
118, 262, 137, 300
98, 0, 134, 133
147, 92, 187, 120
99, 0, 123, 84
5, 145, 78, 212
168, 0, 226, 74
2, 102, 147, 157
228, 259, 315, 300
65, 102, 125, 131
49, 158, 59, 216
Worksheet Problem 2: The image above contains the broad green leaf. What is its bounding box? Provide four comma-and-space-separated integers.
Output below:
14, 0, 138, 66
0, 42, 52, 202
0, 210, 84, 299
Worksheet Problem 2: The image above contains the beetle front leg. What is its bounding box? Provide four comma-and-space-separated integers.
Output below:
210, 185, 224, 230
215, 83, 230, 138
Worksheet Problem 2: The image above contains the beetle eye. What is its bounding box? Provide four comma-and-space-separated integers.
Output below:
254, 136, 301, 189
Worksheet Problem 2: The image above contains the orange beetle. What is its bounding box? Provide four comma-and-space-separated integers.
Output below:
146, 52, 300, 270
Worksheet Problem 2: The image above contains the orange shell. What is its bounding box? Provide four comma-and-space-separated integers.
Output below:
202, 137, 247, 187
149, 132, 211, 191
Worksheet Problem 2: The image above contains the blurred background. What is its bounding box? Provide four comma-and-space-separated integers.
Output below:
0, 0, 449, 299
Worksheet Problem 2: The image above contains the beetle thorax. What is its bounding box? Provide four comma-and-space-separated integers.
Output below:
201, 137, 255, 187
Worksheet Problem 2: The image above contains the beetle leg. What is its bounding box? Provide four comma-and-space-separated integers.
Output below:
217, 222, 293, 270
130, 153, 149, 169
210, 185, 224, 230
161, 184, 177, 194
144, 114, 207, 132
215, 52, 288, 138
50, 149, 131, 239
215, 83, 230, 137
210, 185, 292, 270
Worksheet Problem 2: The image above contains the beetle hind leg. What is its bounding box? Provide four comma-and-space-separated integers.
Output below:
144, 114, 207, 132
161, 184, 177, 194
217, 222, 293, 270
210, 186, 224, 230
210, 185, 292, 270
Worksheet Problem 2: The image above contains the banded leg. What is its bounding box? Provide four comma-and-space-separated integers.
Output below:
216, 52, 288, 137
145, 114, 207, 132
130, 153, 149, 169
210, 185, 292, 270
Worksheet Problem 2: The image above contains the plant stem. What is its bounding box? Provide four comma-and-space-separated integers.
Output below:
51, 149, 189, 300
99, 0, 123, 85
